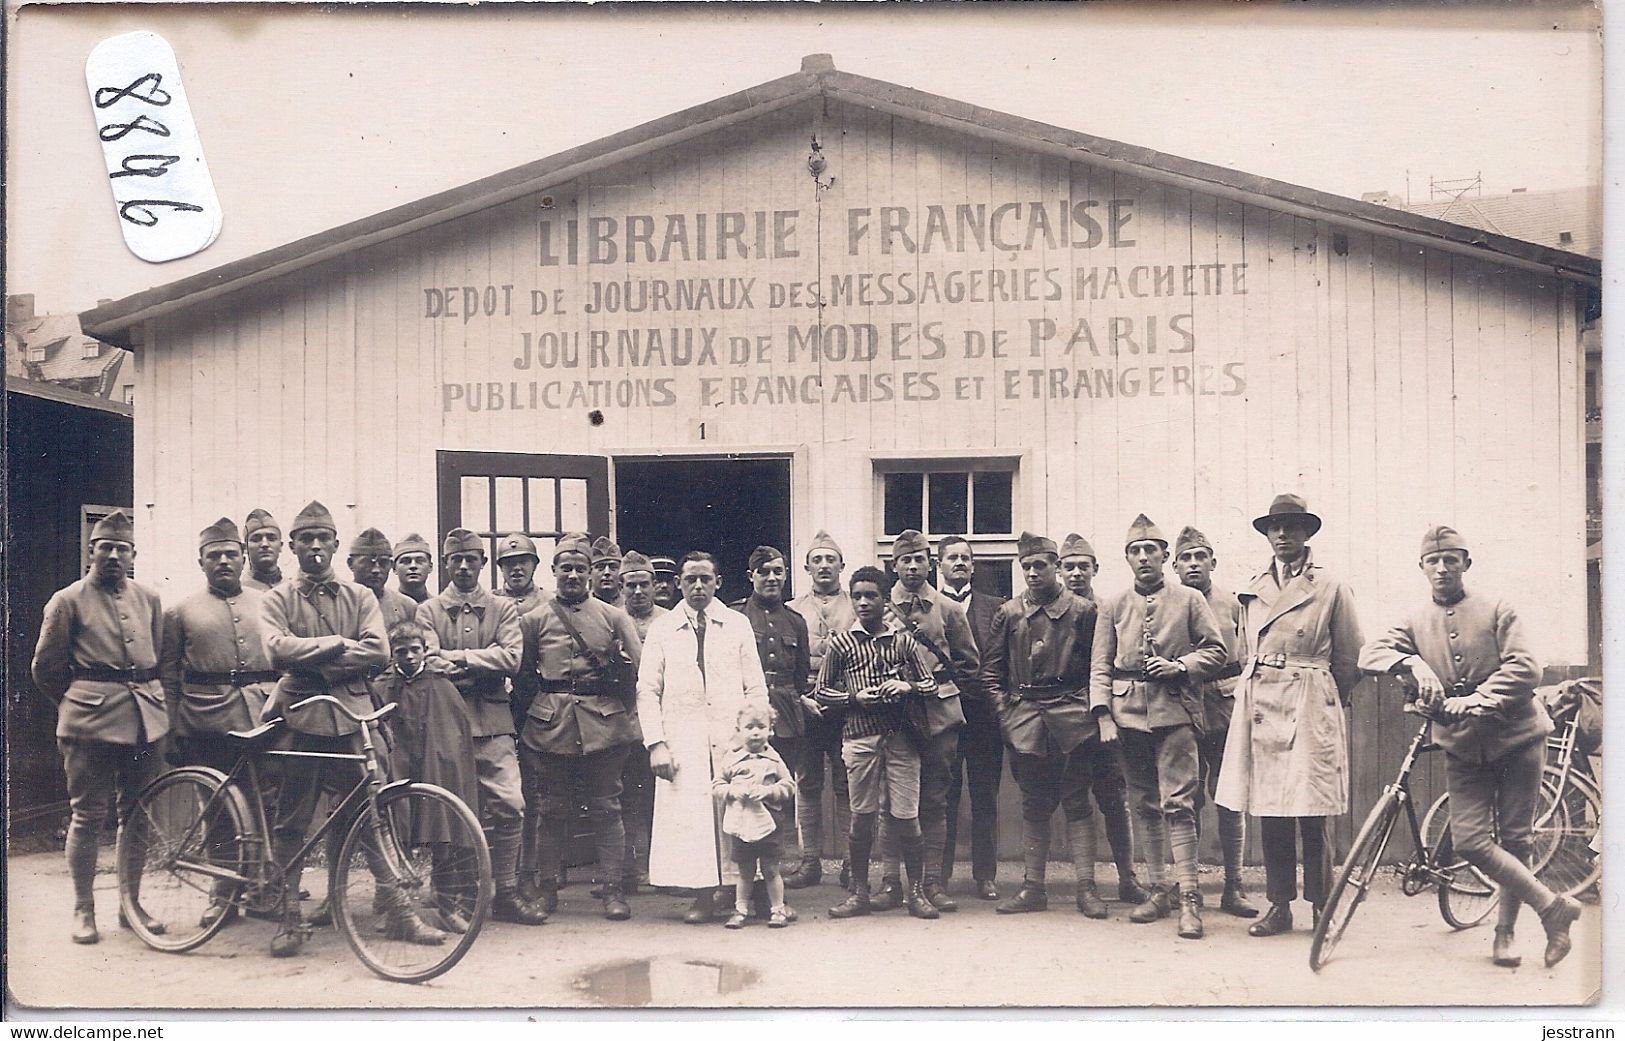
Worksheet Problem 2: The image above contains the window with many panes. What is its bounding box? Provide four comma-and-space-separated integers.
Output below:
457, 475, 592, 587
874, 459, 1019, 597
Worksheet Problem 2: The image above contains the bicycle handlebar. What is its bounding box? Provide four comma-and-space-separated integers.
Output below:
287, 694, 398, 725
1402, 700, 1489, 722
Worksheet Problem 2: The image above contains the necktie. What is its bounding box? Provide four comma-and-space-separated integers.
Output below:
694, 609, 707, 680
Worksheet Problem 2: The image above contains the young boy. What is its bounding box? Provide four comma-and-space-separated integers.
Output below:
817, 566, 941, 920
374, 619, 487, 930
713, 701, 797, 928
1359, 525, 1580, 968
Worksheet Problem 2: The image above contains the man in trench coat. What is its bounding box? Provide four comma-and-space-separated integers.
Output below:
1216, 493, 1364, 937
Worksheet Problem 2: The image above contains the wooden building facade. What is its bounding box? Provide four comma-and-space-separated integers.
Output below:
81, 56, 1599, 857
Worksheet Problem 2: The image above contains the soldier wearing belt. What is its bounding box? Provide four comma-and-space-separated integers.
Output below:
616, 550, 666, 889
260, 501, 446, 956
1359, 525, 1580, 969
1216, 494, 1364, 939
415, 528, 543, 925
391, 532, 435, 605
785, 530, 855, 891
1058, 532, 1147, 906
1173, 525, 1258, 918
32, 510, 168, 945
874, 529, 980, 914
348, 527, 420, 631
242, 508, 285, 592
733, 546, 812, 832
592, 536, 626, 608
980, 531, 1110, 917
515, 533, 644, 920
1090, 514, 1227, 939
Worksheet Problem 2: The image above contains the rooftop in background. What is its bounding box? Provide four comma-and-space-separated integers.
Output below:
6, 294, 135, 403
1363, 186, 1600, 260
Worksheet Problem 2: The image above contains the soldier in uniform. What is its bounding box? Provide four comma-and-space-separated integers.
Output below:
733, 545, 813, 873
242, 508, 285, 592
650, 555, 681, 611
260, 501, 445, 956
515, 534, 644, 920
392, 532, 435, 605
785, 530, 855, 890
497, 532, 547, 618
32, 510, 168, 944
1217, 494, 1364, 938
592, 537, 626, 608
616, 550, 666, 889
1090, 515, 1227, 939
1359, 525, 1580, 968
980, 531, 1113, 917
1173, 525, 1259, 918
1058, 533, 1147, 905
935, 535, 1005, 901
873, 530, 980, 914
416, 529, 543, 926
348, 527, 419, 630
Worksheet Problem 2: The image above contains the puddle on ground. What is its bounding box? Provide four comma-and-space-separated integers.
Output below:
572, 957, 761, 1007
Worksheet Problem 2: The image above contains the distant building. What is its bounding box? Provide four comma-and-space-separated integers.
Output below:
5, 294, 136, 405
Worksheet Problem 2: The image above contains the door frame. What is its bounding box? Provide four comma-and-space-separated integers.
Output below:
609, 443, 808, 564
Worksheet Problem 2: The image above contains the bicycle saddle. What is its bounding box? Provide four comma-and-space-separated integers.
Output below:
226, 718, 284, 745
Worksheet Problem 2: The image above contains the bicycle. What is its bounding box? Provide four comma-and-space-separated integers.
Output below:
1529, 715, 1602, 898
1309, 702, 1498, 971
116, 695, 493, 983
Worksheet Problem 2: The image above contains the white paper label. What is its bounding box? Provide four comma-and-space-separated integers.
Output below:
85, 31, 222, 263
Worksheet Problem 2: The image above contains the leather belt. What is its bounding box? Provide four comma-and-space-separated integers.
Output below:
1252, 653, 1331, 671
1109, 668, 1147, 681
1015, 683, 1078, 702
536, 679, 614, 696
186, 668, 280, 685
71, 665, 159, 682
1214, 661, 1244, 681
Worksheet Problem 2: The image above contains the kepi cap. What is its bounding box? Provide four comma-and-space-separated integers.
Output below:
649, 555, 678, 577
1252, 493, 1322, 538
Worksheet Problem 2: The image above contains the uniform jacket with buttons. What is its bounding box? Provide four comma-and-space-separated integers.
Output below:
160, 585, 275, 736
261, 572, 389, 737
732, 595, 812, 739
516, 595, 644, 755
627, 604, 669, 643
1359, 590, 1549, 763
499, 584, 547, 620
33, 577, 168, 744
1192, 582, 1245, 698
887, 582, 982, 735
243, 571, 284, 593
1089, 576, 1227, 732
371, 585, 421, 632
981, 587, 1098, 755
417, 585, 523, 738
789, 588, 856, 729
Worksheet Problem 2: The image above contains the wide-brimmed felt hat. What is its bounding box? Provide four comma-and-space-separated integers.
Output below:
1252, 493, 1322, 538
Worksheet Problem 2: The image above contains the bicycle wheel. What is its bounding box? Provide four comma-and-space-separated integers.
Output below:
1311, 790, 1401, 971
331, 782, 492, 983
1533, 769, 1601, 899
117, 767, 257, 953
1421, 793, 1499, 929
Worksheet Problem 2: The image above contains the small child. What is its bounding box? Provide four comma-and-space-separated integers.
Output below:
713, 700, 797, 928
374, 619, 484, 931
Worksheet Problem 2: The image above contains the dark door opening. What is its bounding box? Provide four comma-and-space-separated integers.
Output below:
615, 456, 793, 602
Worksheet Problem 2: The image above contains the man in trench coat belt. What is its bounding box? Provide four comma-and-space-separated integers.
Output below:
1216, 493, 1364, 937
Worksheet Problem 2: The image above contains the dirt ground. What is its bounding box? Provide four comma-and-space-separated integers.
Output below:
5, 850, 1600, 1011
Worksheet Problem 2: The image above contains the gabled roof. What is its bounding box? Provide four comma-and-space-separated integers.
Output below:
81, 55, 1600, 350
1406, 187, 1600, 260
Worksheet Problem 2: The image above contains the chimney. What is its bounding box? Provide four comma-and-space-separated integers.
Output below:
802, 53, 835, 74
6, 293, 35, 327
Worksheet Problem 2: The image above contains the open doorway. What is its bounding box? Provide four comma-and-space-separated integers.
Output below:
614, 456, 793, 601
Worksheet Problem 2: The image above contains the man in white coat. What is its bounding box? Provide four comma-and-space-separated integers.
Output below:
637, 551, 769, 924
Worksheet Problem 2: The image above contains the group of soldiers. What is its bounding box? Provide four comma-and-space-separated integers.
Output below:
32, 489, 1581, 968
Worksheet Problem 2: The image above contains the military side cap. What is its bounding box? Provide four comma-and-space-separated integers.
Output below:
289, 501, 336, 536
496, 532, 539, 562
90, 510, 135, 544
1252, 492, 1322, 537
348, 527, 393, 557
620, 550, 655, 576
590, 536, 623, 564
392, 532, 432, 559
1125, 514, 1167, 549
1174, 526, 1214, 557
807, 529, 843, 559
1017, 531, 1058, 560
649, 555, 678, 576
1059, 533, 1096, 560
749, 545, 786, 570
198, 516, 241, 550
893, 529, 931, 558
1419, 524, 1469, 558
244, 508, 279, 538
555, 532, 593, 561
442, 528, 485, 556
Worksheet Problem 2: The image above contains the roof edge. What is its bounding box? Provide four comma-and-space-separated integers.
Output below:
6, 374, 134, 417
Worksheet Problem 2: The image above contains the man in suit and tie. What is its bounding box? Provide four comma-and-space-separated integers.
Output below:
936, 535, 1005, 901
